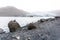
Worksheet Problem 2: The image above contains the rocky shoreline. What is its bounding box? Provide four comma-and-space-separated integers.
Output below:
0, 16, 60, 40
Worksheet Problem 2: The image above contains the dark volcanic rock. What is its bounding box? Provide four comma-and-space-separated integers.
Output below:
0, 17, 60, 40
55, 16, 60, 18
27, 23, 36, 30
8, 20, 21, 32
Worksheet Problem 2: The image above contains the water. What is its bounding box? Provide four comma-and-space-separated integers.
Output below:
0, 17, 54, 33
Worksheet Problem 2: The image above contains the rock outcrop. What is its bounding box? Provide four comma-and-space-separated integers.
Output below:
8, 20, 21, 32
0, 17, 60, 40
27, 23, 36, 30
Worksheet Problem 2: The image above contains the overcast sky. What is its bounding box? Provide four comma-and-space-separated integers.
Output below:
0, 0, 60, 12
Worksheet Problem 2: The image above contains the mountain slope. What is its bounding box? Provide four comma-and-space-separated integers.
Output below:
51, 10, 60, 16
26, 12, 56, 17
0, 6, 29, 17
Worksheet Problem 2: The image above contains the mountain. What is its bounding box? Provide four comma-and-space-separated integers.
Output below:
51, 10, 60, 16
26, 12, 56, 17
0, 6, 59, 17
0, 6, 29, 17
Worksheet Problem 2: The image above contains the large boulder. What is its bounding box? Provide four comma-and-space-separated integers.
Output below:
27, 23, 36, 30
8, 20, 21, 32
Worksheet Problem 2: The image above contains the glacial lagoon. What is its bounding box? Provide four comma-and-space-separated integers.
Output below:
0, 17, 54, 33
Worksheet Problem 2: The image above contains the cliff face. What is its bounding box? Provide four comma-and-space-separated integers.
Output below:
0, 17, 60, 40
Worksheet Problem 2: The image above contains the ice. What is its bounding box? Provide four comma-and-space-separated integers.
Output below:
0, 17, 54, 33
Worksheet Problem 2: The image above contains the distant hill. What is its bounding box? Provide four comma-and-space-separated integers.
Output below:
0, 6, 59, 17
0, 6, 29, 17
26, 12, 56, 17
51, 10, 60, 16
